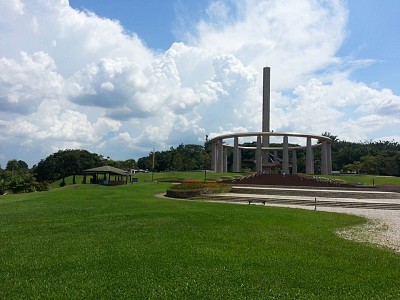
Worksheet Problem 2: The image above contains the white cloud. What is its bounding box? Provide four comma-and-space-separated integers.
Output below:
0, 0, 24, 22
0, 51, 63, 114
189, 0, 347, 89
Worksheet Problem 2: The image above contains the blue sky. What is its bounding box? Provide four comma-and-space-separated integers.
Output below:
0, 0, 399, 167
70, 0, 178, 50
339, 0, 400, 94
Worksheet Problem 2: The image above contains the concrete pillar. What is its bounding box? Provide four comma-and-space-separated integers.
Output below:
262, 67, 271, 133
262, 68, 271, 170
232, 137, 240, 172
321, 141, 328, 175
238, 148, 242, 172
216, 141, 220, 173
214, 141, 219, 172
327, 142, 332, 175
282, 136, 289, 174
218, 140, 224, 173
223, 147, 228, 173
256, 136, 262, 173
211, 141, 216, 172
306, 137, 314, 174
292, 150, 298, 174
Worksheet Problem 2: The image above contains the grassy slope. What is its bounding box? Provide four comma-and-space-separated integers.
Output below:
1, 183, 400, 299
49, 171, 243, 189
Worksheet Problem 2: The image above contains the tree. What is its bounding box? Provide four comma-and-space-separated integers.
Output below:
106, 158, 137, 170
6, 159, 28, 175
321, 132, 338, 142
0, 168, 9, 195
137, 144, 205, 172
33, 149, 103, 182
1, 160, 39, 194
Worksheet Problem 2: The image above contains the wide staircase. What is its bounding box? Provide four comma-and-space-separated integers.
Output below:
207, 174, 400, 210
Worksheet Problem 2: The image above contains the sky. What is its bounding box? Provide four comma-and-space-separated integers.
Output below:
0, 0, 399, 167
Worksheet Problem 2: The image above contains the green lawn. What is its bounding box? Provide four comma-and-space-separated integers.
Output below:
50, 171, 244, 189
327, 174, 400, 186
1, 183, 400, 299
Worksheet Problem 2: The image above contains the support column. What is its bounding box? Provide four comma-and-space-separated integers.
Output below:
321, 141, 328, 175
232, 136, 240, 172
238, 148, 242, 172
282, 136, 289, 174
223, 147, 228, 173
262, 68, 271, 173
214, 140, 222, 173
292, 150, 298, 174
327, 142, 332, 175
256, 136, 262, 173
306, 137, 314, 174
218, 140, 224, 173
211, 141, 216, 172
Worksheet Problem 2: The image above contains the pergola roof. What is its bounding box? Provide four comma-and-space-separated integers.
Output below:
83, 165, 129, 176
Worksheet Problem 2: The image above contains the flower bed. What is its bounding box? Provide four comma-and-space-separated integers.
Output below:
166, 182, 231, 198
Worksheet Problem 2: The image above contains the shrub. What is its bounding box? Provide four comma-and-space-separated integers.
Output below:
35, 182, 49, 192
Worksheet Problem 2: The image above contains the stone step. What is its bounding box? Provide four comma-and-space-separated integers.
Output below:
231, 186, 400, 200
205, 195, 400, 210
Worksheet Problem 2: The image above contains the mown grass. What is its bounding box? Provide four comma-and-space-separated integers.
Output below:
1, 183, 400, 299
327, 174, 400, 186
53, 172, 400, 190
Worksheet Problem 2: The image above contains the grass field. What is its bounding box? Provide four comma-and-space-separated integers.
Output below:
1, 181, 400, 299
50, 171, 244, 189
326, 174, 400, 186
51, 171, 400, 190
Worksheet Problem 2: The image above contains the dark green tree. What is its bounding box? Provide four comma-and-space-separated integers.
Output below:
33, 149, 103, 182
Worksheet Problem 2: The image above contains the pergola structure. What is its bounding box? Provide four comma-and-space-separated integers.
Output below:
210, 67, 332, 175
83, 165, 131, 186
210, 132, 332, 175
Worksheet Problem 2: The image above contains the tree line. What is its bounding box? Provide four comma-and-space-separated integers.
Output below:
332, 140, 400, 176
137, 138, 400, 176
137, 144, 210, 172
1, 136, 400, 194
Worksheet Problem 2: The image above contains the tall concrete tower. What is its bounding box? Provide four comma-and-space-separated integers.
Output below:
262, 67, 271, 147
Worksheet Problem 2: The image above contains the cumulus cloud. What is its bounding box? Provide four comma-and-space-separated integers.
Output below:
189, 0, 347, 89
0, 0, 399, 167
0, 51, 63, 114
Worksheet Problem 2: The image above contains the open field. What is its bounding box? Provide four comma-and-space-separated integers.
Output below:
1, 182, 400, 299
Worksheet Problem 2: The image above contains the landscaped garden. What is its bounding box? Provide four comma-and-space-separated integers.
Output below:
1, 178, 400, 299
